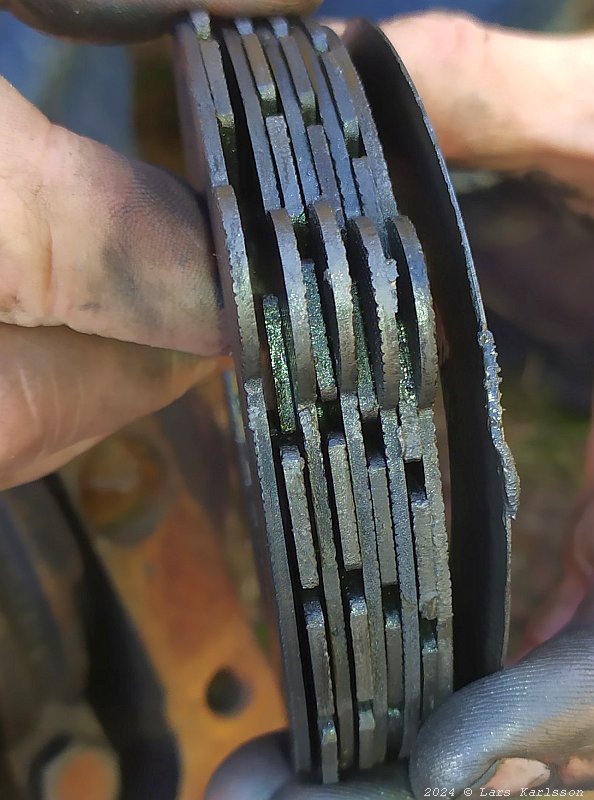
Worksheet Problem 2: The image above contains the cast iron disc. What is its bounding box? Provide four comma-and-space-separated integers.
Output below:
173, 12, 517, 782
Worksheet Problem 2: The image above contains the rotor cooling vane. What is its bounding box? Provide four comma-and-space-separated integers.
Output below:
174, 14, 519, 783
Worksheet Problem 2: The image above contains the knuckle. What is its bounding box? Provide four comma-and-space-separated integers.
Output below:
413, 11, 485, 67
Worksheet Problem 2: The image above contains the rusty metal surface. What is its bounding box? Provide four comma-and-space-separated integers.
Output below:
0, 480, 124, 800
0, 365, 284, 798
60, 387, 287, 800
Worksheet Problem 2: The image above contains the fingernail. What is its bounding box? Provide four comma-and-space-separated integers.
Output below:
483, 758, 550, 794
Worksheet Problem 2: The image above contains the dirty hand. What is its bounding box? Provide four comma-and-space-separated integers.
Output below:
396, 15, 594, 792
206, 12, 594, 800
206, 621, 594, 799
383, 13, 594, 220
0, 0, 318, 491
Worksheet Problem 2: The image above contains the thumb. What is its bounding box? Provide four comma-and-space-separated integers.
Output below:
0, 76, 223, 356
206, 733, 413, 799
205, 735, 293, 800
410, 626, 594, 797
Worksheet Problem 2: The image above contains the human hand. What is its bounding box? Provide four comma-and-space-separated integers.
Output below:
206, 734, 416, 799
1, 0, 318, 41
0, 0, 319, 491
407, 619, 594, 795
206, 623, 594, 798
329, 12, 594, 218
383, 12, 594, 219
205, 11, 594, 798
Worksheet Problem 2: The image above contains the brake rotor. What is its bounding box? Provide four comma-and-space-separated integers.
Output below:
174, 13, 518, 782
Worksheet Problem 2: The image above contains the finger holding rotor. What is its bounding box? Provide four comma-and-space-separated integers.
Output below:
2, 0, 322, 42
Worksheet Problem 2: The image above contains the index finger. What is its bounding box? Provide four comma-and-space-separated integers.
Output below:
2, 0, 321, 41
380, 12, 594, 215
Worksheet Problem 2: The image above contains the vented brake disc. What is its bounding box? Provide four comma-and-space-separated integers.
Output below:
174, 14, 519, 783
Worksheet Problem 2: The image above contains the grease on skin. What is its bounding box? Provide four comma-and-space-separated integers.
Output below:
206, 734, 415, 799
0, 323, 215, 489
43, 132, 225, 356
409, 625, 594, 798
0, 75, 225, 356
97, 157, 224, 354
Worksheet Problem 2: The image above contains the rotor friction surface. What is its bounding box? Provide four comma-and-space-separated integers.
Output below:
177, 19, 314, 774
246, 377, 312, 771
321, 31, 398, 224
380, 409, 422, 758
271, 210, 355, 770
304, 599, 340, 783
299, 402, 355, 770
281, 446, 318, 590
